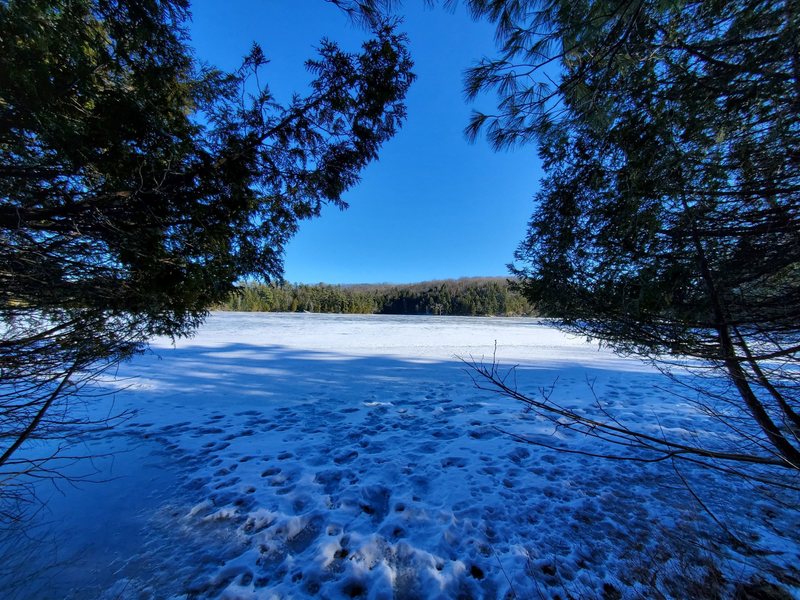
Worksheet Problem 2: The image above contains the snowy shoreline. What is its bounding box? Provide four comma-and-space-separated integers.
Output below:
3, 313, 797, 599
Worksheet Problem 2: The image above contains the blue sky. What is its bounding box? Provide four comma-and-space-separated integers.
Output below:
189, 1, 541, 284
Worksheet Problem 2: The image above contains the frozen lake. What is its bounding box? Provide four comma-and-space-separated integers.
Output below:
2, 313, 796, 599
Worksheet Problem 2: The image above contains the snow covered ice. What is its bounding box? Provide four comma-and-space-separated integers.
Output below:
2, 313, 797, 599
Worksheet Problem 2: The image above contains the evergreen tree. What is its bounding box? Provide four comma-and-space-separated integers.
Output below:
460, 0, 800, 473
338, 0, 799, 475
0, 0, 413, 490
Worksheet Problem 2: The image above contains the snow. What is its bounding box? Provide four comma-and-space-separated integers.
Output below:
1, 312, 798, 599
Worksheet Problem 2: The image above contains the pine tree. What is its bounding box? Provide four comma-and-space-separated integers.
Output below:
337, 0, 800, 474
461, 0, 800, 473
0, 0, 413, 497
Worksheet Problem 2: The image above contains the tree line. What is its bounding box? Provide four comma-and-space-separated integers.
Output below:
217, 278, 534, 316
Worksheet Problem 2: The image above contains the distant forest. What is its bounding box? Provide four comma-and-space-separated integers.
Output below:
216, 278, 535, 316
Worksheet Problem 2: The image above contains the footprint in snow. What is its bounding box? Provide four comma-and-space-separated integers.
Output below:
284, 514, 324, 554
359, 485, 390, 523
198, 441, 230, 455
431, 428, 460, 440
346, 431, 365, 442
333, 450, 358, 465
361, 441, 387, 454
193, 426, 225, 436
268, 468, 299, 487
410, 475, 430, 494
440, 456, 468, 468
415, 441, 439, 454
214, 476, 241, 490
223, 429, 255, 441
314, 469, 358, 495
185, 476, 210, 491
213, 463, 238, 476
159, 421, 191, 433
507, 447, 530, 464
275, 485, 296, 496
469, 427, 500, 440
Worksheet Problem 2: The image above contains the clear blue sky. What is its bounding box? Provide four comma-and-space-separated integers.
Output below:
189, 1, 541, 284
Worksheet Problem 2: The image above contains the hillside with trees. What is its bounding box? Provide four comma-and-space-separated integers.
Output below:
217, 278, 534, 316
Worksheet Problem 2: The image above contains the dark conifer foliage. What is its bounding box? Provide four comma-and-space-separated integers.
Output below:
341, 0, 800, 475
470, 0, 800, 471
0, 0, 413, 494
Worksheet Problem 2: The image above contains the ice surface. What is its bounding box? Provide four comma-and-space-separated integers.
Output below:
1, 313, 797, 599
